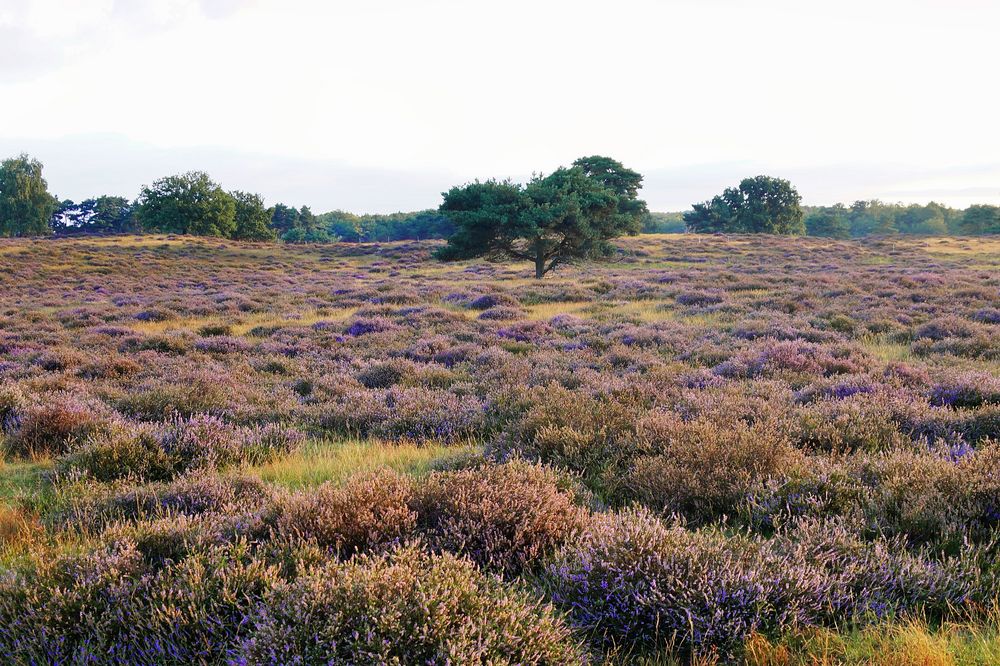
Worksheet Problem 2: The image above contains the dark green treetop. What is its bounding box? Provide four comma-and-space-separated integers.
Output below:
684, 175, 804, 235
134, 171, 236, 237
958, 204, 1000, 235
231, 190, 276, 241
52, 196, 135, 235
0, 153, 58, 237
436, 156, 646, 278
805, 203, 851, 239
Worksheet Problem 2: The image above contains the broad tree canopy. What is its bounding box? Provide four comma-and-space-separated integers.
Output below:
684, 175, 804, 235
436, 156, 646, 278
135, 171, 236, 237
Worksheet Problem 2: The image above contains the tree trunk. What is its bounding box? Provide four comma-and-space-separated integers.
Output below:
534, 253, 545, 279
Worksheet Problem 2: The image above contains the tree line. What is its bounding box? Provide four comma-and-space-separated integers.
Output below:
1, 153, 998, 243
681, 175, 1000, 237
0, 154, 451, 243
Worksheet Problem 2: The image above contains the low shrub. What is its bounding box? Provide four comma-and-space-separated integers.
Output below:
415, 460, 583, 575
59, 416, 304, 482
743, 443, 1000, 551
119, 372, 236, 419
272, 469, 417, 557
193, 335, 251, 354
355, 359, 410, 389
495, 385, 644, 481
0, 542, 281, 664
469, 292, 521, 310
238, 546, 586, 665
544, 509, 986, 659
55, 471, 276, 533
627, 413, 801, 524
795, 395, 911, 453
57, 422, 176, 482
542, 508, 827, 658
928, 372, 1000, 408
478, 305, 525, 321
4, 394, 112, 458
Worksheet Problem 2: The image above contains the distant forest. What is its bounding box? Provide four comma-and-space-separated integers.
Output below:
1, 154, 998, 241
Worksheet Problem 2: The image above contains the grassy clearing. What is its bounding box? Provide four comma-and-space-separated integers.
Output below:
0, 459, 53, 558
248, 438, 478, 488
602, 617, 1000, 666
128, 306, 358, 335
0, 459, 52, 508
745, 616, 1000, 665
859, 334, 913, 362
525, 301, 592, 320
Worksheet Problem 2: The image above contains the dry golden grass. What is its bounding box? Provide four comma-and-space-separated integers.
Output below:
0, 505, 41, 552
745, 617, 1000, 666
249, 438, 476, 488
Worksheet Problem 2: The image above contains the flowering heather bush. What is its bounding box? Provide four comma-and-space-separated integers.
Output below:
319, 386, 485, 441
57, 471, 276, 533
913, 316, 978, 341
133, 307, 176, 322
469, 292, 521, 310
478, 305, 525, 321
354, 358, 412, 388
344, 315, 397, 336
542, 508, 829, 657
794, 394, 913, 453
742, 443, 1000, 550
714, 340, 865, 379
928, 371, 1000, 408
675, 289, 725, 307
59, 416, 304, 482
3, 393, 112, 458
544, 508, 987, 658
273, 470, 417, 557
415, 460, 584, 575
118, 370, 238, 419
159, 413, 245, 469
912, 331, 999, 360
238, 546, 586, 665
58, 422, 177, 482
627, 413, 802, 523
777, 517, 987, 621
497, 320, 555, 343
972, 307, 1000, 324
193, 335, 252, 354
494, 385, 645, 479
0, 385, 26, 429
1, 234, 999, 660
241, 422, 305, 465
0, 541, 281, 664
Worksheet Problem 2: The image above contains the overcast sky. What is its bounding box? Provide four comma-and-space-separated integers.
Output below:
1, 0, 998, 213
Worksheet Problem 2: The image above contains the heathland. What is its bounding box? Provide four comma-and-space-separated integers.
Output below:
0, 233, 998, 664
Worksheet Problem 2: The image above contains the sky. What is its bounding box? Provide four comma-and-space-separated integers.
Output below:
1, 0, 998, 214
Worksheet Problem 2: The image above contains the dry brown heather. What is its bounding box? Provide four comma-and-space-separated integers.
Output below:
0, 233, 998, 664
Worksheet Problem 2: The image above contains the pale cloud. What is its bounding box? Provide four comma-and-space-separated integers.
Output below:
0, 0, 997, 212
0, 0, 255, 80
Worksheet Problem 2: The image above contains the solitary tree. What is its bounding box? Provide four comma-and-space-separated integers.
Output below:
0, 153, 58, 237
436, 156, 646, 278
134, 171, 236, 237
684, 175, 804, 235
231, 190, 276, 241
